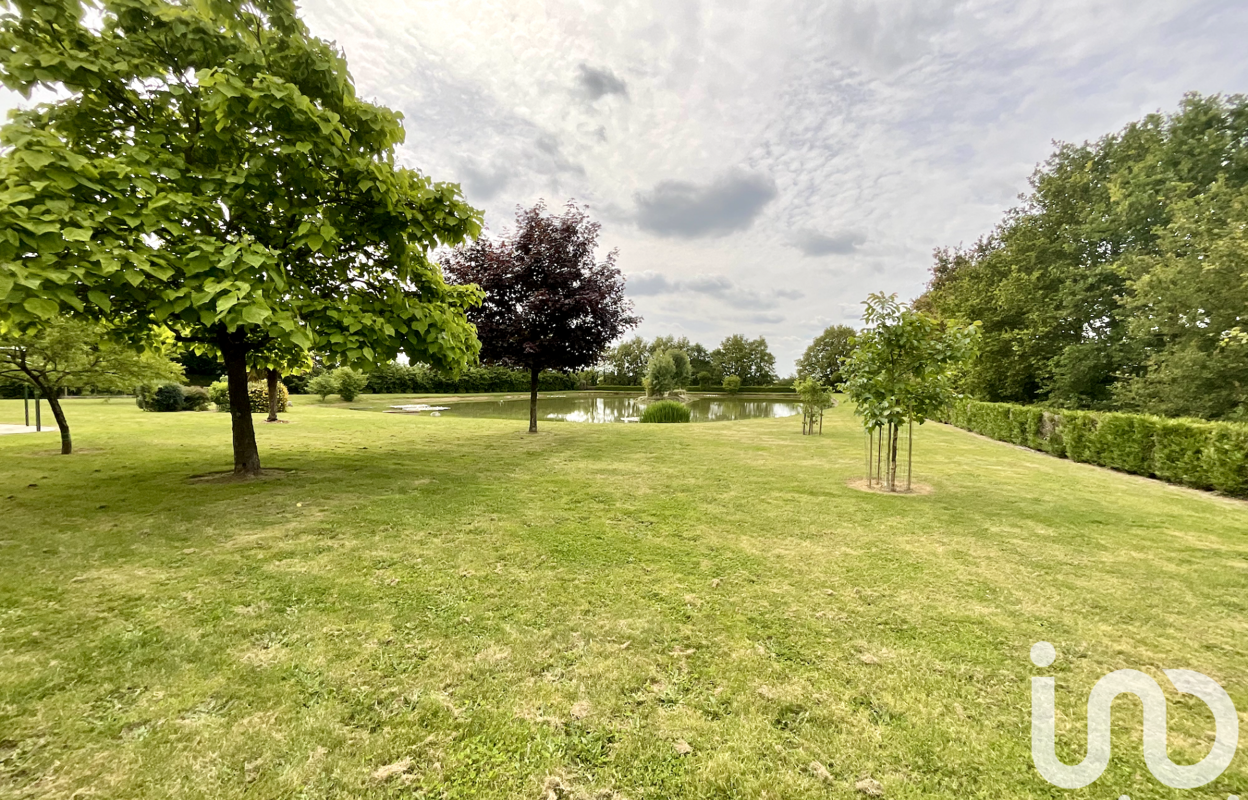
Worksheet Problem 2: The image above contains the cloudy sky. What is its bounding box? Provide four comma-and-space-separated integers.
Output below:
4, 1, 1247, 372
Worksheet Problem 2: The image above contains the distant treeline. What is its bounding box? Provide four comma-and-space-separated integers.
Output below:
920, 93, 1248, 421
599, 334, 779, 386
363, 363, 585, 394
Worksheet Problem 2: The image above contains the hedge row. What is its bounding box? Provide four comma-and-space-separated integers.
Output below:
364, 363, 582, 394
942, 399, 1248, 497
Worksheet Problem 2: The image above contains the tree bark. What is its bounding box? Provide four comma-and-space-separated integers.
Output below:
45, 389, 72, 455
266, 368, 280, 422
222, 340, 261, 475
529, 367, 539, 434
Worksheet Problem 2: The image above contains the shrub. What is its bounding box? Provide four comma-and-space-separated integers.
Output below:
940, 398, 1248, 497
644, 351, 678, 396
182, 385, 211, 411
640, 400, 691, 423
307, 372, 339, 400
249, 381, 289, 413
210, 380, 289, 413
697, 371, 713, 390
723, 375, 742, 394
332, 367, 368, 402
135, 382, 157, 410
208, 381, 231, 411
145, 382, 186, 412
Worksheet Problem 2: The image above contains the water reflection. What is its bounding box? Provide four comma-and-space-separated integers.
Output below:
422, 393, 800, 424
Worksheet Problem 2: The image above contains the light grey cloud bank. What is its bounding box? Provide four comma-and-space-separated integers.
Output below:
3, 0, 1245, 371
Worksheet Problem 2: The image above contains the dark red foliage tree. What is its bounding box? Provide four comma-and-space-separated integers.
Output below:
444, 201, 640, 432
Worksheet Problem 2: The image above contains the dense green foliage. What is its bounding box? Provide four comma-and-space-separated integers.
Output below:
137, 382, 210, 412
331, 367, 368, 402
722, 375, 741, 394
711, 335, 777, 386
363, 362, 579, 395
795, 325, 856, 388
0, 0, 483, 471
638, 399, 691, 423
921, 94, 1248, 420
943, 399, 1248, 497
0, 318, 181, 451
600, 335, 772, 386
209, 380, 288, 414
643, 350, 682, 396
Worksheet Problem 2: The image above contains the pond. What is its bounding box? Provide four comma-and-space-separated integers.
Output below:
371, 393, 801, 424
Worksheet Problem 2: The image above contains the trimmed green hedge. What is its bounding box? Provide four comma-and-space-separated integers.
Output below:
364, 363, 578, 394
943, 399, 1248, 497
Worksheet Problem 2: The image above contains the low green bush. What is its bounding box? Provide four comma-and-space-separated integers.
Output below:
209, 380, 289, 413
182, 385, 211, 411
208, 381, 230, 411
722, 376, 742, 394
332, 367, 368, 402
941, 399, 1248, 497
136, 382, 211, 412
640, 400, 691, 423
151, 383, 186, 412
307, 372, 339, 400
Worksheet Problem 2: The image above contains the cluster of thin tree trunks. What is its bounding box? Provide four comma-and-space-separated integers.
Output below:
865, 421, 913, 492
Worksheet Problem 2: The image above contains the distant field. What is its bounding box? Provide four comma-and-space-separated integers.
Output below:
0, 398, 1244, 799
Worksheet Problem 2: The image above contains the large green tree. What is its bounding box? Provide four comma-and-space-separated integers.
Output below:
0, 0, 482, 473
920, 93, 1248, 418
711, 334, 776, 386
796, 324, 856, 388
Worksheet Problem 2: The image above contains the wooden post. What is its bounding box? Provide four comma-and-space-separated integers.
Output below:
907, 420, 913, 492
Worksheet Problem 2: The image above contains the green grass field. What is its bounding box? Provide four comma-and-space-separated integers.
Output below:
0, 397, 1244, 799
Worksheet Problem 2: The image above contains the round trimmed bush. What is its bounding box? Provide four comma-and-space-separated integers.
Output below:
640, 399, 691, 423
150, 382, 186, 412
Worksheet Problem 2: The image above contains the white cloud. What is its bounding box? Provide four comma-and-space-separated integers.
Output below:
3, 0, 1246, 373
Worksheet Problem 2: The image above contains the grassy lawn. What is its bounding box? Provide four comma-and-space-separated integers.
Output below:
0, 397, 1244, 799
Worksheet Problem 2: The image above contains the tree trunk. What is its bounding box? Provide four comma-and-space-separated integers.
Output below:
266, 368, 280, 423
528, 368, 539, 434
888, 423, 900, 491
45, 389, 72, 455
222, 341, 261, 475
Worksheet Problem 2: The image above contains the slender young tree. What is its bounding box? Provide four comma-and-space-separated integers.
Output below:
0, 0, 482, 474
843, 293, 978, 491
444, 201, 640, 432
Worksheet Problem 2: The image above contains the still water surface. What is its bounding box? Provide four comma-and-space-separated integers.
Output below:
380, 393, 801, 423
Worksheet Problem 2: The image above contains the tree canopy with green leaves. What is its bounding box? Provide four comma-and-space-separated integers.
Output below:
0, 319, 182, 453
0, 0, 483, 473
920, 93, 1248, 420
796, 324, 855, 388
711, 334, 776, 386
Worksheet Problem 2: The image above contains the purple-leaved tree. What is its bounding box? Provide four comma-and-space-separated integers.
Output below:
444, 201, 640, 432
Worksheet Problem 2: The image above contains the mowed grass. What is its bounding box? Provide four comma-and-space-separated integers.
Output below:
0, 397, 1245, 800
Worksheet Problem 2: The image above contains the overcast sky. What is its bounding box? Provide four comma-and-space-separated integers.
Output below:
4, 1, 1247, 372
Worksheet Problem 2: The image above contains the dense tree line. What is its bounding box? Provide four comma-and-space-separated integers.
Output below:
920, 93, 1248, 421
600, 334, 777, 386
